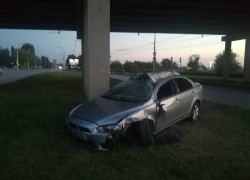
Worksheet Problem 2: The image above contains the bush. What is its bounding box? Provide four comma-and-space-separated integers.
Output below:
179, 72, 243, 78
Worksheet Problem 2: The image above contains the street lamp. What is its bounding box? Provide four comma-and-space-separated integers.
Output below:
35, 53, 40, 70
57, 47, 65, 70
16, 44, 23, 70
27, 49, 31, 70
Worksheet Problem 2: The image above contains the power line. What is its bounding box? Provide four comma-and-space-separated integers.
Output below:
158, 41, 223, 51
111, 34, 187, 52
112, 41, 223, 55
156, 34, 188, 44
157, 35, 210, 46
112, 35, 212, 55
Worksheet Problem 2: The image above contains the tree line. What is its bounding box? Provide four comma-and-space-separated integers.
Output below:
0, 43, 52, 69
110, 50, 242, 73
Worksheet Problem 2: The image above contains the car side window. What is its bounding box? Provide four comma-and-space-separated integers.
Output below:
157, 81, 175, 100
174, 78, 193, 93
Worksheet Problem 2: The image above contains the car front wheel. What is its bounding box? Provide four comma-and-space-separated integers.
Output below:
190, 102, 200, 122
139, 119, 154, 146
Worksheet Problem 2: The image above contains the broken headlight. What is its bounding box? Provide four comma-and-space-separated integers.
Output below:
96, 124, 123, 132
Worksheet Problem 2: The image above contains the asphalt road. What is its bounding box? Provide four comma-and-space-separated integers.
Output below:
0, 69, 60, 85
111, 74, 250, 109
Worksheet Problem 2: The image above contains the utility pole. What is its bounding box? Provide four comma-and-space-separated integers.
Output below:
58, 47, 65, 70
16, 49, 19, 70
153, 33, 156, 72
179, 57, 182, 68
171, 57, 173, 72
35, 56, 36, 70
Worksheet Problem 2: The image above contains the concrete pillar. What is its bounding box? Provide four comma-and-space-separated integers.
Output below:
243, 38, 250, 82
223, 40, 231, 80
82, 0, 110, 99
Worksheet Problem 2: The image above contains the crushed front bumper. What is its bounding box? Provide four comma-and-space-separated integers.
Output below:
66, 117, 110, 151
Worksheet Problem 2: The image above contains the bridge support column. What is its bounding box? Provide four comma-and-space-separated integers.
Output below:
81, 0, 110, 99
223, 40, 231, 80
243, 38, 250, 82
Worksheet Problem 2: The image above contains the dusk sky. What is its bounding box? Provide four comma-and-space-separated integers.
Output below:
0, 29, 246, 68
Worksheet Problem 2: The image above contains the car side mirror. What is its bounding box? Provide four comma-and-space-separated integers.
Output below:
155, 97, 162, 106
158, 104, 165, 117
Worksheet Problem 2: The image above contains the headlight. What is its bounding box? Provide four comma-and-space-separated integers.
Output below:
96, 124, 123, 132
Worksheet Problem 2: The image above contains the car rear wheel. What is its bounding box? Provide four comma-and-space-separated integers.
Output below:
139, 119, 154, 146
190, 102, 200, 122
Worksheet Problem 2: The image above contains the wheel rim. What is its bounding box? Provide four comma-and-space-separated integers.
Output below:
192, 105, 199, 120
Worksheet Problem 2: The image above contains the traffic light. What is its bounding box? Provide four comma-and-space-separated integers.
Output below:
18, 63, 20, 66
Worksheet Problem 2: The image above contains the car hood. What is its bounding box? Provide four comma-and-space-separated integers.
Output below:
71, 97, 144, 126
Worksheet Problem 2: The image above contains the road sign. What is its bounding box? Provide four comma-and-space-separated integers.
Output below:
153, 57, 156, 61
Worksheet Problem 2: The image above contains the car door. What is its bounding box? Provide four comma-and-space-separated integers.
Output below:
173, 78, 194, 118
156, 80, 181, 131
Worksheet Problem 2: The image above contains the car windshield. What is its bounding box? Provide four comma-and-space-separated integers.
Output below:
102, 78, 155, 103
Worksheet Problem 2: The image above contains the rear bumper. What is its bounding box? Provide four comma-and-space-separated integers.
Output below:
66, 118, 110, 150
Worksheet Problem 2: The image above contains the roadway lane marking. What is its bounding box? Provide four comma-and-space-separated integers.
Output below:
235, 93, 250, 97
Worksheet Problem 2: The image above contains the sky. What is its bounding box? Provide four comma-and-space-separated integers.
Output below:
0, 29, 246, 67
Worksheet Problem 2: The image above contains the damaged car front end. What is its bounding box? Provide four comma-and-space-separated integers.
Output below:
66, 74, 156, 150
66, 71, 203, 150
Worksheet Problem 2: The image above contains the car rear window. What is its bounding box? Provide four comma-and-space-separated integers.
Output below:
174, 78, 193, 93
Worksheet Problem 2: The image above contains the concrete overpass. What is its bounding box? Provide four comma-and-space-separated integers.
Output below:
1, 0, 250, 99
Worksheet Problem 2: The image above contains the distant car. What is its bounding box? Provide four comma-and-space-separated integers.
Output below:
66, 71, 203, 150
0, 68, 4, 77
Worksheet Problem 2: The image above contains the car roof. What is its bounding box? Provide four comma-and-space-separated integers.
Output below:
146, 71, 180, 83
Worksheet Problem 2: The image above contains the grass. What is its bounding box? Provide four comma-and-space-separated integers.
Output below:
185, 75, 242, 82
1, 72, 250, 180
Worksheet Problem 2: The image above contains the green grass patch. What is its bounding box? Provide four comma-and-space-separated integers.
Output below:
185, 75, 242, 82
0, 72, 250, 180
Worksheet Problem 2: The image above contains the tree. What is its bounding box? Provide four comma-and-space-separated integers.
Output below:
123, 60, 133, 72
160, 58, 178, 70
41, 56, 51, 69
199, 63, 207, 71
187, 54, 200, 71
21, 43, 35, 55
0, 48, 10, 67
214, 50, 242, 73
110, 60, 123, 72
130, 63, 139, 73
17, 43, 36, 69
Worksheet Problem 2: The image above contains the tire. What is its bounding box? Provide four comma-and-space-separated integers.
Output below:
139, 119, 154, 146
189, 102, 200, 122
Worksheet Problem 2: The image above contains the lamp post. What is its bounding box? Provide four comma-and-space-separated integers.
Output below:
16, 44, 23, 70
58, 47, 65, 70
35, 53, 40, 70
153, 33, 156, 72
26, 49, 32, 70
171, 57, 173, 72
16, 48, 19, 70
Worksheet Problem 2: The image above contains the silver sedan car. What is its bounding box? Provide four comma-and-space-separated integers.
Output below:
66, 71, 203, 150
